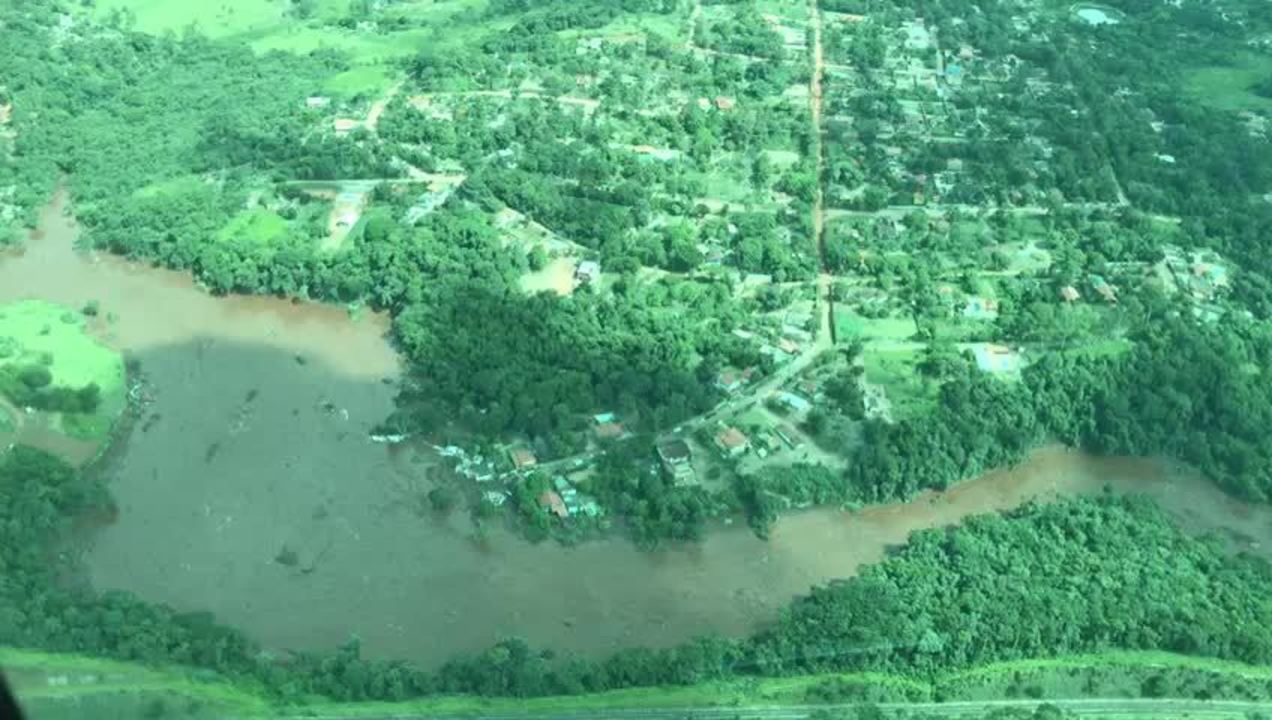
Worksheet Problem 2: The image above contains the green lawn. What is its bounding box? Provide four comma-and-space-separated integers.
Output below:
863, 346, 937, 417
323, 64, 396, 95
11, 645, 1272, 719
1184, 52, 1272, 112
0, 301, 127, 421
835, 311, 918, 342
218, 209, 289, 246
84, 0, 290, 37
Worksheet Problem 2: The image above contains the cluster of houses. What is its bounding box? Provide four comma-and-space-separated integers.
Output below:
538, 475, 603, 520
1155, 246, 1232, 323
438, 440, 607, 522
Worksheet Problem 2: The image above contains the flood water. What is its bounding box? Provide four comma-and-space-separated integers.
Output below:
3, 195, 1271, 668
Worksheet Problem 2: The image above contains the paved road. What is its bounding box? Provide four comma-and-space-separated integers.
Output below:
274, 697, 1272, 720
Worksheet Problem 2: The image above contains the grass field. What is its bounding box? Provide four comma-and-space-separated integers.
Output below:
10, 645, 1272, 719
835, 311, 918, 342
1184, 52, 1272, 112
0, 301, 126, 423
218, 209, 290, 246
81, 0, 490, 96
863, 346, 937, 417
85, 0, 291, 37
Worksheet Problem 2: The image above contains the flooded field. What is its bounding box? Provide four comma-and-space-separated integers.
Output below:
2, 196, 1270, 669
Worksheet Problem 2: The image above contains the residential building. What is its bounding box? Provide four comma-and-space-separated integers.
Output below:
595, 422, 625, 439
714, 426, 750, 458
775, 391, 812, 413
1060, 285, 1081, 303
962, 296, 1000, 320
716, 368, 746, 393
971, 344, 1023, 374
715, 96, 736, 111
538, 491, 569, 519
306, 96, 331, 109
333, 118, 362, 135
575, 260, 601, 284
510, 447, 538, 470
656, 439, 696, 485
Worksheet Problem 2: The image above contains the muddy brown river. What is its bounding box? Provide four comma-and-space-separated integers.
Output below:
3, 196, 1270, 668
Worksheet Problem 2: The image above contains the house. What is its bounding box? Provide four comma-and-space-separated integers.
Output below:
778, 338, 801, 355
971, 344, 1023, 374
962, 297, 999, 320
306, 96, 331, 109
775, 391, 812, 413
697, 97, 712, 111
656, 439, 696, 485
509, 447, 538, 470
333, 118, 362, 135
1060, 285, 1081, 303
595, 422, 625, 439
575, 260, 601, 284
714, 426, 750, 457
483, 490, 508, 507
1091, 275, 1118, 304
716, 368, 747, 393
715, 96, 736, 111
538, 491, 569, 519
593, 412, 617, 425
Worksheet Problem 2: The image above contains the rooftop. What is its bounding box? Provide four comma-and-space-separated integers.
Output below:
657, 439, 692, 463
510, 448, 538, 469
716, 426, 749, 450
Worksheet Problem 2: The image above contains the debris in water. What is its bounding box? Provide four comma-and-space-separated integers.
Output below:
274, 545, 299, 568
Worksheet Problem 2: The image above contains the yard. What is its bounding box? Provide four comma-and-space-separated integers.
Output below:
835, 310, 918, 343
862, 346, 937, 418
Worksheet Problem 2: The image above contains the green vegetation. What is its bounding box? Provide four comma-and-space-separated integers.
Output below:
19, 643, 1272, 718
6, 0, 1272, 713
1184, 53, 1272, 112
0, 301, 125, 442
8, 440, 1272, 709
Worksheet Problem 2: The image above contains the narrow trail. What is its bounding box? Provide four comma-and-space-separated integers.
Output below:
808, 0, 835, 346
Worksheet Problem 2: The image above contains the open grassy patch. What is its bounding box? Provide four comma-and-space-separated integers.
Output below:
0, 301, 126, 418
14, 645, 1272, 718
1184, 52, 1272, 112
863, 346, 937, 417
217, 208, 289, 246
82, 0, 290, 37
835, 310, 918, 342
324, 64, 396, 95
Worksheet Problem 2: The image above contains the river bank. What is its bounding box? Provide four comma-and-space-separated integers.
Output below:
2, 196, 1269, 670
